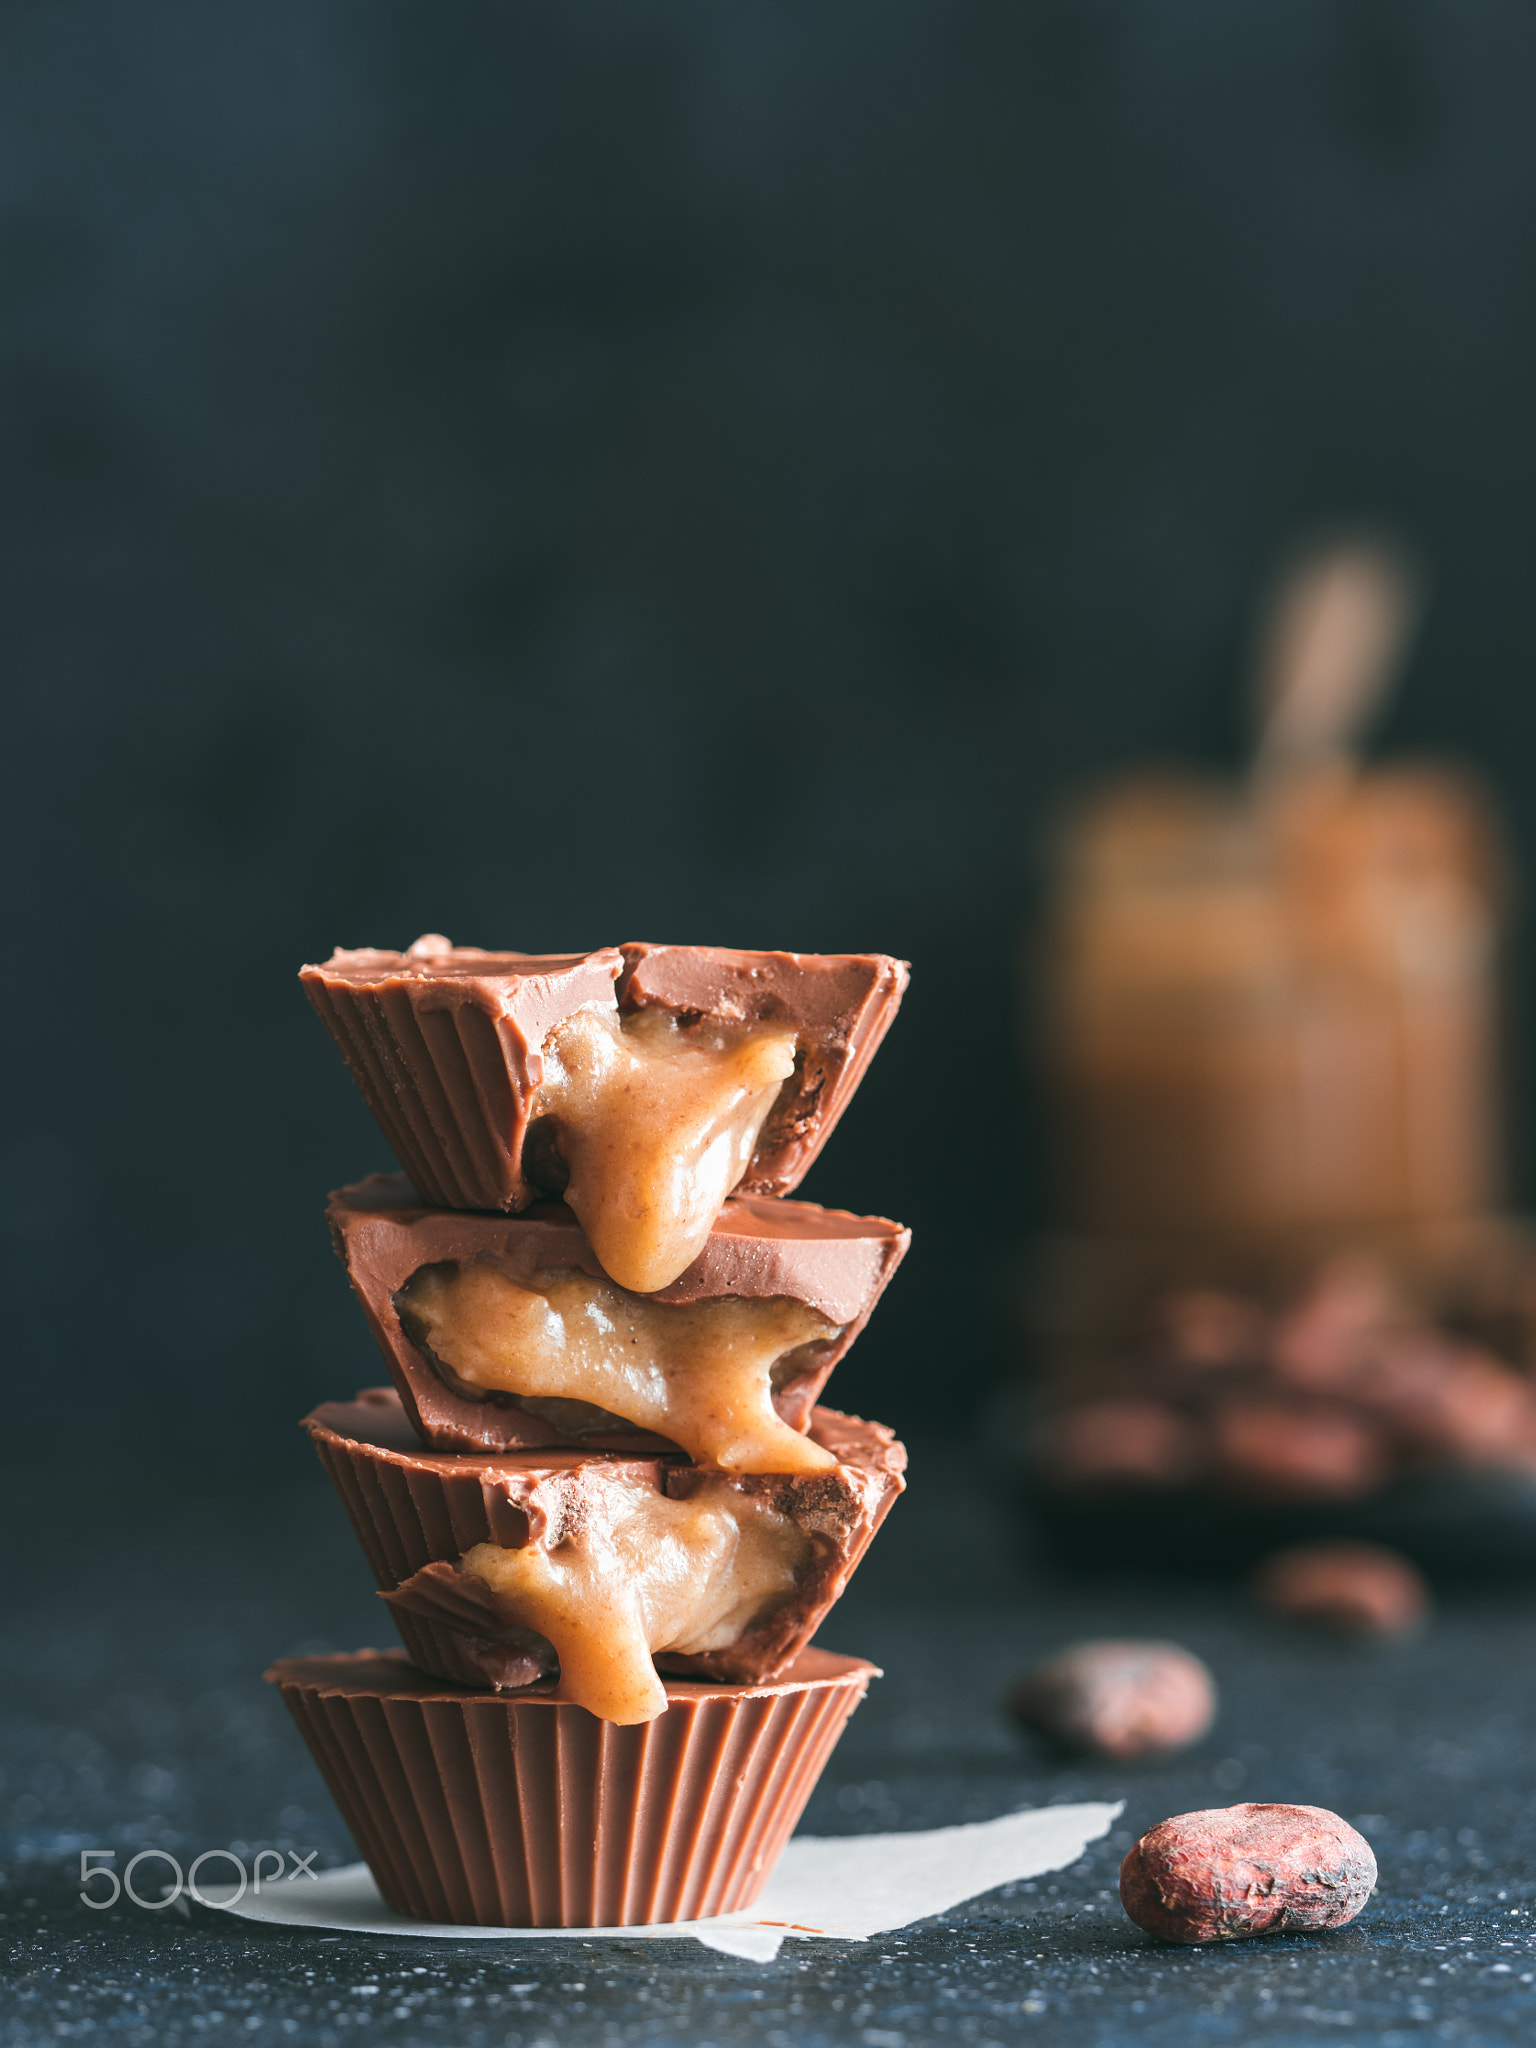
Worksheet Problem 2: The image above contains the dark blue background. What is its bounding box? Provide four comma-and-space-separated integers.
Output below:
7, 0, 1536, 1475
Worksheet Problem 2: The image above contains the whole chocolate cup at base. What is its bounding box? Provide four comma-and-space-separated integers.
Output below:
328, 1172, 909, 1455
304, 1387, 905, 1692
300, 939, 907, 1215
267, 1647, 876, 1927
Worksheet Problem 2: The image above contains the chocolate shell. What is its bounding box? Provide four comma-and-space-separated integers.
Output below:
617, 943, 908, 1197
304, 1387, 906, 1693
299, 937, 907, 1215
327, 1172, 910, 1455
267, 1646, 876, 1927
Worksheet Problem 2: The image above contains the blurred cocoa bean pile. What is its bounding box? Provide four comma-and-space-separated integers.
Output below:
1035, 1259, 1536, 1503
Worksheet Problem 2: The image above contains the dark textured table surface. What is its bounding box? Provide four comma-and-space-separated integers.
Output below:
6, 1447, 1536, 2047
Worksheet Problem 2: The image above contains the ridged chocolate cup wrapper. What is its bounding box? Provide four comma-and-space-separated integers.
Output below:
266, 1647, 877, 1927
304, 1387, 906, 1693
327, 1172, 909, 1456
299, 939, 907, 1216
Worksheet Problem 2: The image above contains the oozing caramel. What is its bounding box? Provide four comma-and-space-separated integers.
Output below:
399, 1261, 840, 1475
459, 1475, 810, 1723
533, 1006, 798, 1292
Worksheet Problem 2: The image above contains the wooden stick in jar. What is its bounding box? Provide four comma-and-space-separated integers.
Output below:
1251, 532, 1424, 783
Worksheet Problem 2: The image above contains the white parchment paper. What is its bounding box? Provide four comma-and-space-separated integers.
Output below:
204, 1801, 1123, 1961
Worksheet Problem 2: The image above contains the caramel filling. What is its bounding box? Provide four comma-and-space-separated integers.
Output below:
533, 1006, 798, 1292
399, 1261, 840, 1475
459, 1475, 810, 1723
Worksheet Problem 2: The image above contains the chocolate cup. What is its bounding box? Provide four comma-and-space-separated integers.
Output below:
299, 938, 907, 1215
305, 1387, 906, 1692
267, 1646, 876, 1927
328, 1172, 909, 1455
617, 943, 909, 1199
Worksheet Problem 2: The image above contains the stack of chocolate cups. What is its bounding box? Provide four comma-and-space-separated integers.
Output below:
273, 938, 911, 1928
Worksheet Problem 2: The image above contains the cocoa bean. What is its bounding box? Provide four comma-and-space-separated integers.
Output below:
1209, 1396, 1387, 1500
1009, 1640, 1215, 1759
1120, 1802, 1376, 1944
1036, 1400, 1199, 1489
1253, 1541, 1429, 1636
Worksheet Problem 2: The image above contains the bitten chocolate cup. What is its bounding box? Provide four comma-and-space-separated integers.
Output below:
327, 1172, 908, 1463
299, 937, 907, 1219
266, 1647, 877, 1928
304, 1388, 905, 1706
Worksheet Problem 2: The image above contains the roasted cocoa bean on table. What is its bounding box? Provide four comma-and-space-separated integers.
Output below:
1120, 1802, 1376, 1944
1252, 1540, 1429, 1636
1009, 1640, 1216, 1759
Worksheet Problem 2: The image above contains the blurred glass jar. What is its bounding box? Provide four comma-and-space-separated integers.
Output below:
1040, 760, 1504, 1238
